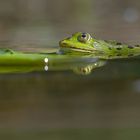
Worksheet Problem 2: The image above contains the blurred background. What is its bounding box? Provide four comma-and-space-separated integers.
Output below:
0, 0, 140, 140
1, 0, 140, 44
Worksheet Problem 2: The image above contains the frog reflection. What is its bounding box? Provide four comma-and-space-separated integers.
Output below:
44, 59, 107, 75
72, 60, 106, 75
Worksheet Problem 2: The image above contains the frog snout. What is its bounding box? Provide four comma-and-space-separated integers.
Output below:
59, 40, 67, 47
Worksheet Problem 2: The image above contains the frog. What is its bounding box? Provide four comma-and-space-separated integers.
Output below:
1, 32, 140, 75
59, 32, 140, 59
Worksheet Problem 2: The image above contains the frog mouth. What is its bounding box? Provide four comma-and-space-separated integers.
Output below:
59, 41, 94, 53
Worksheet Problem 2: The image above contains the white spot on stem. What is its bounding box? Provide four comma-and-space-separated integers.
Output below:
44, 58, 48, 63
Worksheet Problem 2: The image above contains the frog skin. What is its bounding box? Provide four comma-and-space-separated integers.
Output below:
59, 32, 140, 59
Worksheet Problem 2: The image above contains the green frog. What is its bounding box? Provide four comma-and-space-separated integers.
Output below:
0, 32, 139, 75
59, 32, 140, 59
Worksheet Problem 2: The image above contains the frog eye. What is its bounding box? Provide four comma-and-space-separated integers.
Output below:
78, 33, 91, 43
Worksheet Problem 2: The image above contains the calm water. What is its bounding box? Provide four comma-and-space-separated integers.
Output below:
0, 0, 140, 139
0, 57, 139, 140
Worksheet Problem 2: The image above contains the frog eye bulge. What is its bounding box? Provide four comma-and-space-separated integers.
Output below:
78, 33, 91, 43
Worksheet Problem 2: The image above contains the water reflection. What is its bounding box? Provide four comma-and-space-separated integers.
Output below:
0, 58, 105, 75
0, 56, 140, 77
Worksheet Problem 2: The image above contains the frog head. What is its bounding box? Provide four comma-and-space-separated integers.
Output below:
59, 32, 96, 54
